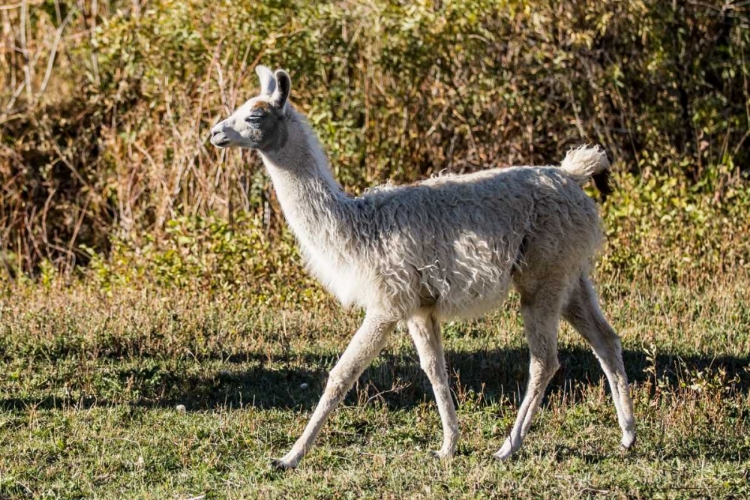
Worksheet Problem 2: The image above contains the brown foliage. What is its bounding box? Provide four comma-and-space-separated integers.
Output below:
1, 0, 748, 278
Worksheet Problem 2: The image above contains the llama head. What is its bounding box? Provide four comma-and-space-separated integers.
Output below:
210, 65, 291, 151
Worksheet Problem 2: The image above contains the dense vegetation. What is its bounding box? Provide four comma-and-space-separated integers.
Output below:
1, 0, 749, 285
1, 1, 749, 498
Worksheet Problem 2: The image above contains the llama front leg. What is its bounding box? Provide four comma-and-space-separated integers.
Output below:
272, 313, 397, 469
408, 310, 459, 459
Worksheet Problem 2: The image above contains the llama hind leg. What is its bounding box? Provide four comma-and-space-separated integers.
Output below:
408, 310, 459, 459
272, 313, 397, 469
563, 276, 636, 449
494, 293, 561, 460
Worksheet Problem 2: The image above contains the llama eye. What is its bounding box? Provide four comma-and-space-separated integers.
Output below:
245, 113, 263, 123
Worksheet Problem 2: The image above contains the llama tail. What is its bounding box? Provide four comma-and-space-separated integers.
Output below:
560, 145, 612, 198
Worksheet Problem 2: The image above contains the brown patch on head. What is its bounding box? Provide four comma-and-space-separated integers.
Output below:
253, 101, 272, 112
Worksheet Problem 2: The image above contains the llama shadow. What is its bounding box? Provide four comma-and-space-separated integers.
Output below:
2, 346, 748, 413
151, 346, 750, 411
359, 347, 750, 409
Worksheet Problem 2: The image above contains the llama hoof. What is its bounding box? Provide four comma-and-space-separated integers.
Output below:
620, 432, 636, 451
493, 438, 518, 461
270, 457, 297, 470
429, 449, 453, 460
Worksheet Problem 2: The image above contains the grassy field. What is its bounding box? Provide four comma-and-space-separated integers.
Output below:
1, 273, 749, 499
2, 1, 749, 498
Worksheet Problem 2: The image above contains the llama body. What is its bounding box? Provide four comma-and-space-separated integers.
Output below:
211, 66, 635, 469
262, 113, 601, 320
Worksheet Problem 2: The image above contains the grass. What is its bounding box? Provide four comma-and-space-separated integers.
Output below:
1, 273, 749, 499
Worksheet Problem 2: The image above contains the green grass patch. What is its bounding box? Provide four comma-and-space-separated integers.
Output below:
1, 275, 749, 498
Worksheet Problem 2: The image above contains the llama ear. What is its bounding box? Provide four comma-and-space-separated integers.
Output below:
271, 69, 291, 110
256, 65, 276, 96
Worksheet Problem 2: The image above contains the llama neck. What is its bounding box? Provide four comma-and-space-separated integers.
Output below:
258, 110, 350, 254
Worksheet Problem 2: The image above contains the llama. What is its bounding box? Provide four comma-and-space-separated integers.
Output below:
210, 66, 636, 469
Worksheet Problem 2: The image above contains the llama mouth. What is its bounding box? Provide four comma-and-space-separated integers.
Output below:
212, 137, 231, 148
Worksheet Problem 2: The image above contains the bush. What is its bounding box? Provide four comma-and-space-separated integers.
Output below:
1, 0, 749, 285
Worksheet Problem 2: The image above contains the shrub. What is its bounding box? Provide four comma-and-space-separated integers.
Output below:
1, 0, 748, 285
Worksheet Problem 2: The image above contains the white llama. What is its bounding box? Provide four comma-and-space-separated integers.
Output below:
210, 66, 636, 469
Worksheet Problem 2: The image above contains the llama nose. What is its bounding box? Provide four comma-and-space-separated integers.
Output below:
211, 123, 223, 136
